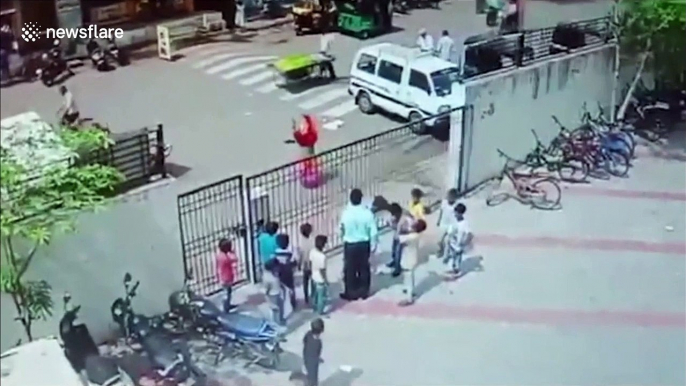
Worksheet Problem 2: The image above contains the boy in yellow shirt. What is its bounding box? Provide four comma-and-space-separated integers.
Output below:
408, 188, 426, 221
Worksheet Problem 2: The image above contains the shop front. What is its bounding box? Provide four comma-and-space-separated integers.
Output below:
82, 0, 195, 26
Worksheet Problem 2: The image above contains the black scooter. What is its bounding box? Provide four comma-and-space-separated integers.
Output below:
60, 293, 135, 386
105, 38, 130, 66
111, 273, 204, 384
86, 39, 115, 72
36, 52, 72, 86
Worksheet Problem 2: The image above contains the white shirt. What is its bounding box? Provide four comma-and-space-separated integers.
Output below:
320, 33, 333, 54
63, 91, 78, 114
448, 218, 472, 253
309, 249, 327, 283
417, 35, 434, 52
437, 200, 458, 230
436, 35, 454, 61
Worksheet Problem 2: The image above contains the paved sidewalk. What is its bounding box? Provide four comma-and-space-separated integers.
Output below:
215, 151, 685, 385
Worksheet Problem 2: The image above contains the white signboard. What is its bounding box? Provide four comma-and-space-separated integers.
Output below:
157, 25, 172, 61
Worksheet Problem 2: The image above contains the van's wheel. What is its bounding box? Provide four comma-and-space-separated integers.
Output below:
356, 92, 375, 114
408, 111, 426, 134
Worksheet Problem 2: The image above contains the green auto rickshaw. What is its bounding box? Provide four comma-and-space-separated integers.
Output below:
335, 0, 393, 39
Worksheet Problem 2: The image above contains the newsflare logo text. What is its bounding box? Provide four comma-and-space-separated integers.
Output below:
21, 22, 124, 43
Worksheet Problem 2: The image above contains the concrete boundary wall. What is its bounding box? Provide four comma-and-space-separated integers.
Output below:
0, 178, 191, 351
460, 44, 617, 191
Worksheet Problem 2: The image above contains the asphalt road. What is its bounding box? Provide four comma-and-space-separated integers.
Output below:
0, 0, 612, 187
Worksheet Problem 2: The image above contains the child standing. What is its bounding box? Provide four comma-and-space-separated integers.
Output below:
386, 203, 413, 277
297, 223, 315, 305
436, 189, 459, 259
398, 220, 427, 306
408, 188, 427, 221
263, 259, 285, 326
216, 239, 238, 312
303, 318, 325, 386
445, 203, 473, 276
309, 235, 329, 315
275, 233, 297, 309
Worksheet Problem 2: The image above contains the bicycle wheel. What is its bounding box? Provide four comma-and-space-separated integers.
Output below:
486, 192, 510, 207
528, 178, 561, 210
557, 157, 589, 183
605, 150, 630, 177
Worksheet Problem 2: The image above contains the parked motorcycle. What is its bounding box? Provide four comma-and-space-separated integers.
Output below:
86, 39, 115, 72
167, 276, 283, 368
111, 273, 204, 384
60, 293, 135, 386
36, 53, 72, 87
105, 38, 130, 67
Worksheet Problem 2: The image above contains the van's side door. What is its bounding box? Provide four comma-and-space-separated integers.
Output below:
403, 69, 433, 117
374, 59, 406, 116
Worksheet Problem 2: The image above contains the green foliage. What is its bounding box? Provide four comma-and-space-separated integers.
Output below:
613, 0, 686, 84
0, 126, 123, 341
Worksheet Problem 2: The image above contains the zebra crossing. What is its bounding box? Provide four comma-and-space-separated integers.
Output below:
178, 44, 360, 129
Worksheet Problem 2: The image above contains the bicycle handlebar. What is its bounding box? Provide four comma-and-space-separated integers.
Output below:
551, 115, 564, 129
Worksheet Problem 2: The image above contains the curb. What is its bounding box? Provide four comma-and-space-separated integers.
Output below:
243, 17, 293, 31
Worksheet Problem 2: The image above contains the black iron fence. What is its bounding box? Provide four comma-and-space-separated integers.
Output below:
176, 107, 470, 290
82, 124, 169, 192
464, 17, 613, 79
177, 175, 250, 295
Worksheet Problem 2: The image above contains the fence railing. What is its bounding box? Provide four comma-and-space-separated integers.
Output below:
176, 107, 468, 293
81, 124, 168, 192
2, 124, 168, 206
177, 175, 250, 295
463, 17, 613, 79
244, 108, 463, 274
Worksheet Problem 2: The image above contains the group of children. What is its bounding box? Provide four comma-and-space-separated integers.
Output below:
257, 221, 331, 327
387, 187, 473, 306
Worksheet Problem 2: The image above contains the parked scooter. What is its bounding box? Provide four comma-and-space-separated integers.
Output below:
167, 275, 283, 368
86, 39, 115, 72
36, 39, 74, 86
111, 273, 204, 384
105, 38, 130, 67
60, 293, 135, 386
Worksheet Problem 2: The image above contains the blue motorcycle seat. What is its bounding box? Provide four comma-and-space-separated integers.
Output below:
217, 313, 266, 336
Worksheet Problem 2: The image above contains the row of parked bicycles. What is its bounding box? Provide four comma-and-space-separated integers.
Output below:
486, 83, 686, 210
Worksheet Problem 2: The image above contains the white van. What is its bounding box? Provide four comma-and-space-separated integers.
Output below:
348, 43, 465, 134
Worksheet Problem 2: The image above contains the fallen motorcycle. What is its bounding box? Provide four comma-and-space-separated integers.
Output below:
60, 293, 135, 386
167, 276, 283, 368
111, 273, 205, 384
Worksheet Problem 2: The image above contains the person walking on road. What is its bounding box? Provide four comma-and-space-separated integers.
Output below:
339, 188, 378, 301
436, 30, 455, 62
275, 233, 297, 309
416, 28, 434, 53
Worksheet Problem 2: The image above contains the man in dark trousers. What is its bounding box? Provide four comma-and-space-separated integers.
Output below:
339, 188, 378, 300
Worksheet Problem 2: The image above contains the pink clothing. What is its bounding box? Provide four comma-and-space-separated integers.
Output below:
216, 251, 237, 285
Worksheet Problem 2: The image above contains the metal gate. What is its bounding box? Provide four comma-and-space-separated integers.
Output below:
177, 175, 249, 295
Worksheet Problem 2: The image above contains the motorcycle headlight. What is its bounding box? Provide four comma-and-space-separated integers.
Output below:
438, 105, 451, 114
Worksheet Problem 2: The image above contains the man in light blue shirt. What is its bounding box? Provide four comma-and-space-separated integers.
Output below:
339, 188, 378, 301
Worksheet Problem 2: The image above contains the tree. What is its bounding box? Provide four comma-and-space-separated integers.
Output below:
610, 0, 686, 120
0, 124, 123, 342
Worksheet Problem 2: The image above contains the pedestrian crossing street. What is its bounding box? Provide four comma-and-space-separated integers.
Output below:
179, 44, 360, 129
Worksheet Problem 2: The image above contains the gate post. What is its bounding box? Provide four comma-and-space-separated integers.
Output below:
243, 180, 270, 283
448, 106, 464, 191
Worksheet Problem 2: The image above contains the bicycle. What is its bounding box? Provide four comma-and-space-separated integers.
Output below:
577, 102, 634, 159
551, 115, 630, 179
524, 129, 589, 183
486, 149, 562, 210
